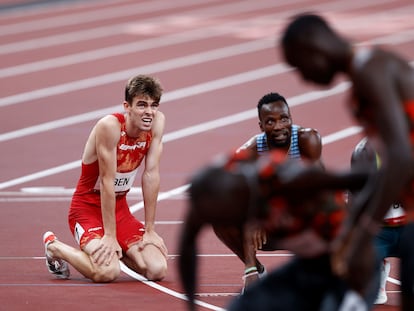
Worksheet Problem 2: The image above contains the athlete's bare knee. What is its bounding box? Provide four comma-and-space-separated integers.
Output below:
145, 261, 167, 281
90, 263, 121, 283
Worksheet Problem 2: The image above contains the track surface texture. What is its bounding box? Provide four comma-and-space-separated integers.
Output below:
1, 0, 412, 310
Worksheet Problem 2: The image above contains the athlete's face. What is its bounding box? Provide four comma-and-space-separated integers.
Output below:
259, 101, 292, 148
124, 95, 160, 132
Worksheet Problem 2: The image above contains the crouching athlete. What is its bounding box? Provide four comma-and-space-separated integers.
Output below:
178, 149, 378, 311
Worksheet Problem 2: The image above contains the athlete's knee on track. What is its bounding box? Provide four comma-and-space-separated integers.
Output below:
90, 262, 121, 283
145, 259, 167, 281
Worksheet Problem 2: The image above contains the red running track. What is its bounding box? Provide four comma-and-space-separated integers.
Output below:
1, 0, 413, 310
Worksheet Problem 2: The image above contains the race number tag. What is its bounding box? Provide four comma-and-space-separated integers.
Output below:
74, 222, 85, 245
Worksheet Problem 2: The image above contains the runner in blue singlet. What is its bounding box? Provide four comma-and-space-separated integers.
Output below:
212, 92, 323, 291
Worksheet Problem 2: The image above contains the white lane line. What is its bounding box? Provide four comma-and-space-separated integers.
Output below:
0, 81, 352, 190
0, 160, 80, 190
0, 0, 396, 54
2, 29, 412, 140
1, 0, 409, 106
195, 293, 239, 297
0, 0, 313, 54
3, 0, 411, 83
120, 262, 225, 311
0, 1, 288, 55
0, 0, 127, 20
0, 40, 277, 108
387, 276, 401, 286
0, 64, 287, 141
0, 0, 219, 37
0, 283, 104, 287
0, 253, 293, 260
128, 123, 362, 214
322, 126, 362, 145
0, 0, 304, 76
0, 26, 241, 78
129, 185, 190, 214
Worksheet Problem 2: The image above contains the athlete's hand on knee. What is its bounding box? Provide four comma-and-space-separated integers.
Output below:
92, 235, 123, 266
139, 230, 168, 258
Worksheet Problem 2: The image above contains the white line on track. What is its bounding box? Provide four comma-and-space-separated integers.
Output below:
2, 27, 413, 140
1, 0, 402, 56
1, 0, 411, 105
5, 0, 401, 79
388, 277, 401, 286
0, 64, 289, 142
0, 0, 304, 64
0, 253, 293, 261
0, 81, 352, 190
2, 0, 375, 54
195, 293, 239, 297
0, 42, 280, 108
0, 27, 267, 78
0, 0, 221, 37
1, 2, 409, 306
0, 283, 104, 287
120, 262, 225, 311
126, 116, 360, 214
0, 1, 413, 83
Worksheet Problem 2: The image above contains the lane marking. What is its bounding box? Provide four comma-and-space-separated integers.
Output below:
1, 2, 408, 308
0, 0, 220, 37
195, 293, 239, 297
0, 255, 401, 295
0, 283, 104, 287
0, 81, 354, 189
0, 253, 293, 260
10, 0, 386, 57
120, 262, 225, 311
14, 0, 410, 81
126, 123, 362, 215
0, 122, 360, 191
1, 1, 411, 106
1, 32, 412, 143
0, 0, 307, 76
0, 0, 399, 55
387, 277, 401, 286
0, 42, 279, 109
0, 64, 289, 140
129, 184, 190, 214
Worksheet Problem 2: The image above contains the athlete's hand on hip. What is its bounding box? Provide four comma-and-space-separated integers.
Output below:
91, 235, 123, 266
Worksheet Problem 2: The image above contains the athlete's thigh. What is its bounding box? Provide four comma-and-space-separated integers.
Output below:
83, 238, 121, 273
69, 204, 105, 250
83, 238, 102, 255
114, 197, 145, 252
